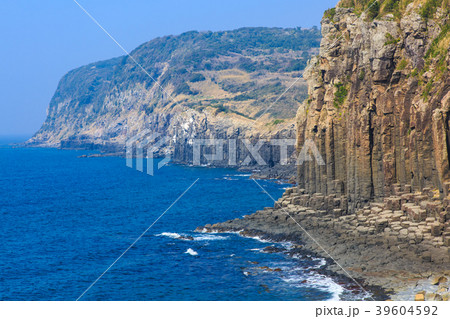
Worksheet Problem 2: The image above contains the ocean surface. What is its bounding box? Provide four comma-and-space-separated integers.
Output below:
0, 139, 366, 301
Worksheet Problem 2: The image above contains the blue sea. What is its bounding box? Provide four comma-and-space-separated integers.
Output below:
0, 137, 364, 301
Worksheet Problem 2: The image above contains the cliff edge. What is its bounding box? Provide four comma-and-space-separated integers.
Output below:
298, 0, 450, 209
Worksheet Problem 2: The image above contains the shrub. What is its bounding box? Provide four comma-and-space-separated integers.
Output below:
286, 59, 307, 72
385, 32, 400, 45
358, 69, 366, 80
334, 82, 348, 108
324, 8, 337, 22
383, 0, 400, 14
367, 0, 380, 20
397, 59, 408, 70
174, 82, 198, 95
422, 78, 434, 101
211, 103, 227, 114
189, 73, 206, 82
237, 57, 258, 72
420, 0, 443, 20
425, 23, 450, 59
272, 119, 285, 125
233, 94, 254, 101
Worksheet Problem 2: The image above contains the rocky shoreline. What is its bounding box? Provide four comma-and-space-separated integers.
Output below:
197, 185, 450, 301
196, 227, 390, 301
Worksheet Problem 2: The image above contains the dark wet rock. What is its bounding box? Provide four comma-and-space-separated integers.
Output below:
179, 235, 194, 241
256, 266, 283, 272
262, 246, 284, 253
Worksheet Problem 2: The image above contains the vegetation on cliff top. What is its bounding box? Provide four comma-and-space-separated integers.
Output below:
323, 0, 448, 104
337, 0, 448, 21
420, 0, 448, 20
420, 20, 449, 100
45, 27, 321, 130
323, 7, 337, 21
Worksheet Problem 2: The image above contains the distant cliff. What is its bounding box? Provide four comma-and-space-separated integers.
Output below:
297, 0, 449, 209
27, 27, 321, 171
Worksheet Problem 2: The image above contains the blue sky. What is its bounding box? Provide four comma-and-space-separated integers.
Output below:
0, 0, 337, 136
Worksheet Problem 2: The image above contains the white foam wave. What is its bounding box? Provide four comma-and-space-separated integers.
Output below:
157, 232, 181, 239
194, 234, 228, 241
157, 232, 228, 241
311, 257, 327, 268
247, 235, 271, 243
279, 266, 344, 301
185, 248, 198, 256
281, 242, 294, 249
306, 275, 344, 301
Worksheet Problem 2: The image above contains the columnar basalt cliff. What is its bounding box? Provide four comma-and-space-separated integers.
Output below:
297, 0, 450, 211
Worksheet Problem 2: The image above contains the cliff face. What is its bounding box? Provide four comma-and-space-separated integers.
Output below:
28, 27, 321, 169
297, 0, 450, 210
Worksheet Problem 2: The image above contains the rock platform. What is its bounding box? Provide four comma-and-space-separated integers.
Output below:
200, 184, 450, 300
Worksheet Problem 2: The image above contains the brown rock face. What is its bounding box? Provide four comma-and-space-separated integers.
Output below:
297, 5, 450, 212
415, 293, 425, 301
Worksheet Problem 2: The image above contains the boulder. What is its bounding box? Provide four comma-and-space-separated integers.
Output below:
432, 276, 448, 285
414, 293, 425, 301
